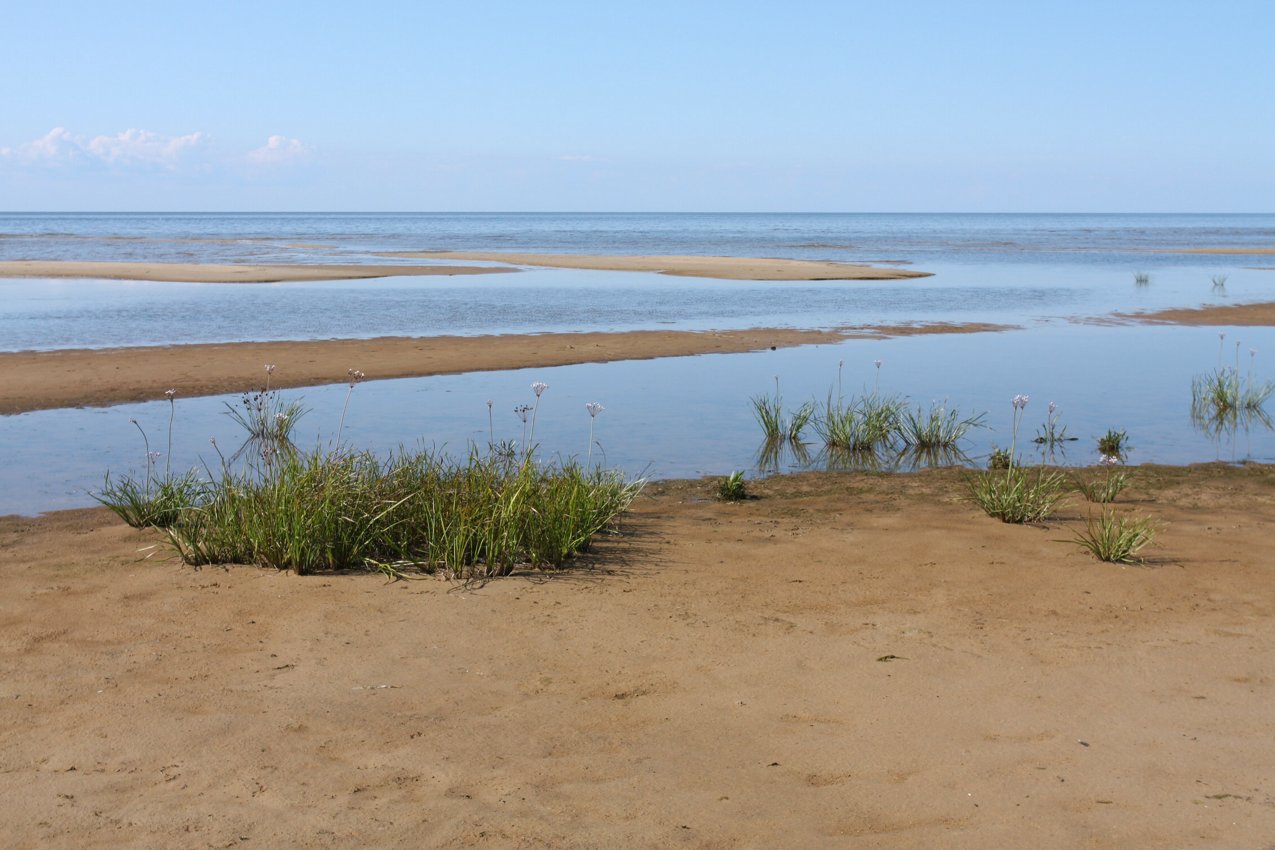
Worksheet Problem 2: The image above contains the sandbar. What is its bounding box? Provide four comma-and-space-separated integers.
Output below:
381, 251, 933, 280
3, 464, 1274, 846
0, 260, 513, 283
1117, 300, 1275, 326
1166, 247, 1275, 255
0, 322, 1009, 415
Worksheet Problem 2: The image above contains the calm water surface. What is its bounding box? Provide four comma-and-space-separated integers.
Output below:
4, 324, 1273, 515
2, 212, 1274, 514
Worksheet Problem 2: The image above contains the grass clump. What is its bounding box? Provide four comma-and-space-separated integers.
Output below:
1134, 272, 1151, 286
897, 402, 985, 449
94, 390, 204, 528
1192, 334, 1275, 421
95, 469, 204, 529
813, 392, 904, 453
1096, 428, 1128, 457
1211, 274, 1228, 289
752, 377, 813, 442
1071, 511, 1155, 564
716, 471, 749, 501
1072, 455, 1130, 503
967, 394, 1066, 523
166, 449, 643, 578
968, 465, 1067, 523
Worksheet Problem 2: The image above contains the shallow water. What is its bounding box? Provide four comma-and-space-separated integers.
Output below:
4, 212, 1275, 515
2, 262, 1271, 352
5, 324, 1273, 516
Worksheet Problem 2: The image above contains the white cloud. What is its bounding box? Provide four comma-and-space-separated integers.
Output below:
0, 127, 205, 168
86, 128, 205, 165
247, 135, 312, 165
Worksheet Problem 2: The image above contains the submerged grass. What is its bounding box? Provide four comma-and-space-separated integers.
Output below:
813, 392, 905, 452
897, 402, 985, 449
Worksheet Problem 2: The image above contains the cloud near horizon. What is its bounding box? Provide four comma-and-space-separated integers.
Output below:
0, 127, 207, 168
247, 135, 312, 165
1, 128, 314, 172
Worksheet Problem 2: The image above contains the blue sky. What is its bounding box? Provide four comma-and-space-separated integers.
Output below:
2, 1, 1271, 211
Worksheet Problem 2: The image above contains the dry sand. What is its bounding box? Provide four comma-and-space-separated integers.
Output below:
0, 260, 513, 283
3, 465, 1275, 848
1118, 301, 1275, 327
382, 251, 932, 280
0, 323, 1009, 415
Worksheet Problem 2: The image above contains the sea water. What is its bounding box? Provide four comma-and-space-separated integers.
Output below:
2, 212, 1274, 514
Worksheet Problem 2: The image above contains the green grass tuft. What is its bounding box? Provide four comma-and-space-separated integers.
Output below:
1071, 511, 1155, 563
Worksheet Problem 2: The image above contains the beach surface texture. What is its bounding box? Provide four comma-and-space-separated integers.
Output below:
3, 466, 1275, 847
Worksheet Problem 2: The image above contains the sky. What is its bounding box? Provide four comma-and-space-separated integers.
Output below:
1, 0, 1271, 212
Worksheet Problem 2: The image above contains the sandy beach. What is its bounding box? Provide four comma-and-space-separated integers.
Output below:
382, 251, 932, 280
0, 323, 1008, 415
0, 261, 513, 283
3, 465, 1274, 848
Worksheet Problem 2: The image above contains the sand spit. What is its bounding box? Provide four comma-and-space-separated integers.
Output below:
0, 323, 1009, 415
3, 465, 1275, 847
0, 260, 514, 284
1117, 301, 1275, 327
380, 251, 933, 280
1167, 247, 1275, 255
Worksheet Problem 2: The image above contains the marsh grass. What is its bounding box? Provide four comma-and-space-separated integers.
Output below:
1212, 274, 1228, 289
166, 449, 643, 578
223, 388, 306, 462
897, 402, 985, 449
1071, 510, 1155, 564
752, 378, 813, 442
813, 392, 905, 452
95, 469, 205, 528
1134, 272, 1151, 286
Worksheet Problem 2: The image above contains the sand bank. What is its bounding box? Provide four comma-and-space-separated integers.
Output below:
1118, 300, 1275, 326
381, 251, 932, 280
0, 260, 513, 283
0, 323, 1008, 415
3, 465, 1274, 847
1168, 247, 1275, 255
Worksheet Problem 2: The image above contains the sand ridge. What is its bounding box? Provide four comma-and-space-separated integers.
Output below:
3, 466, 1275, 847
1116, 300, 1275, 326
0, 323, 1011, 415
0, 260, 515, 283
381, 251, 933, 280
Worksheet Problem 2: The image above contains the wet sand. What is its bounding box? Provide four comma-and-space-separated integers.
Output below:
3, 465, 1274, 848
0, 260, 513, 283
382, 251, 933, 280
1118, 300, 1275, 326
0, 323, 1009, 415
